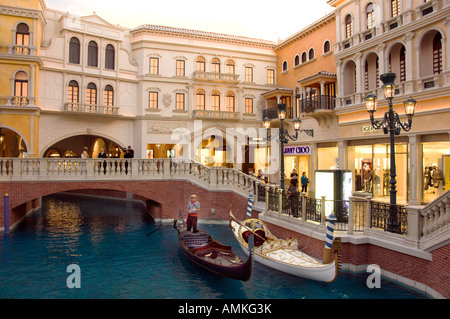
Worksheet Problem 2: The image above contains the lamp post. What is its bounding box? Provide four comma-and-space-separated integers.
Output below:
364, 73, 417, 233
263, 103, 313, 192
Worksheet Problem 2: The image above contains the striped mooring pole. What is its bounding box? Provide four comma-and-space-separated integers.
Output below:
323, 212, 336, 264
246, 193, 253, 219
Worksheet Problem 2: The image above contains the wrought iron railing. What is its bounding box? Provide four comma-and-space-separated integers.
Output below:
298, 95, 335, 113
262, 106, 294, 120
370, 201, 408, 235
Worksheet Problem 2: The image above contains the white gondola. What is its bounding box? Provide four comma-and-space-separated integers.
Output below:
229, 210, 339, 282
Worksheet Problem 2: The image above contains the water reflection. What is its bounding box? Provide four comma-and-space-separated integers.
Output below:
41, 198, 83, 258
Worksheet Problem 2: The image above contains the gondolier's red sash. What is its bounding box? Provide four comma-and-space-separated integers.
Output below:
188, 200, 199, 217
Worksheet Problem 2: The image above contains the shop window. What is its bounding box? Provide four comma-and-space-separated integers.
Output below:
422, 141, 450, 203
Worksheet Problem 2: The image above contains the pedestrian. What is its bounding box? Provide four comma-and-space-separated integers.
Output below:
287, 181, 299, 217
187, 194, 200, 233
290, 169, 298, 186
98, 148, 108, 174
257, 169, 263, 180
98, 148, 107, 158
81, 147, 89, 158
124, 146, 134, 158
301, 172, 309, 193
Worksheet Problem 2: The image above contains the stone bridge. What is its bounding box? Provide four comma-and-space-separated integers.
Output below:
0, 158, 266, 229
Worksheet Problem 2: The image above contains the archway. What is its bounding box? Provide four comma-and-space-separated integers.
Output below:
0, 127, 28, 157
43, 134, 124, 158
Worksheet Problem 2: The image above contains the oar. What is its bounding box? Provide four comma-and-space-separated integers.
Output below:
146, 210, 189, 236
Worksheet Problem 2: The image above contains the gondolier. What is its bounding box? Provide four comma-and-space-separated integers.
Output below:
187, 195, 200, 233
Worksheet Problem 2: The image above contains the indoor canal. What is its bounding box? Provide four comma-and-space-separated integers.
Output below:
0, 193, 430, 299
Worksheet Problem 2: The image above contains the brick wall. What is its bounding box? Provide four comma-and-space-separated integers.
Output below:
264, 221, 449, 298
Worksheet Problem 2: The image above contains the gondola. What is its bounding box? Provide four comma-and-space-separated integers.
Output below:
173, 218, 252, 281
229, 210, 340, 282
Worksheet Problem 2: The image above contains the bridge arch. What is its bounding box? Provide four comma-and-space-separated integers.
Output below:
40, 133, 125, 158
1, 179, 250, 230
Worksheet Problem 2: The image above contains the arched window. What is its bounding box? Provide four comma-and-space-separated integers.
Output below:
282, 61, 288, 71
105, 44, 115, 70
225, 59, 235, 74
301, 52, 307, 63
69, 37, 80, 64
323, 40, 331, 54
86, 83, 97, 105
211, 90, 220, 111
14, 71, 28, 106
196, 89, 205, 110
196, 56, 206, 72
104, 85, 114, 106
225, 91, 235, 112
294, 55, 300, 66
211, 57, 220, 73
68, 80, 79, 103
366, 3, 375, 29
433, 33, 442, 74
87, 41, 98, 67
308, 48, 315, 60
15, 23, 30, 54
345, 15, 353, 39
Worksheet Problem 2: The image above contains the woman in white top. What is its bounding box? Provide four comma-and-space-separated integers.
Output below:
81, 147, 89, 158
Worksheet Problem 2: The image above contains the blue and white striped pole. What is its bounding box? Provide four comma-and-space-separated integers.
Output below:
246, 193, 253, 218
323, 213, 336, 264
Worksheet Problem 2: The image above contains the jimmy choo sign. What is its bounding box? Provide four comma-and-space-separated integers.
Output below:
284, 146, 311, 155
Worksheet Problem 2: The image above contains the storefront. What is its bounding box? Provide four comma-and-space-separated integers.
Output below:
346, 141, 408, 203
421, 140, 450, 203
284, 145, 312, 187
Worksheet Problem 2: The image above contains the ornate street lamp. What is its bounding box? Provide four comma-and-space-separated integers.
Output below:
263, 103, 313, 192
364, 73, 417, 233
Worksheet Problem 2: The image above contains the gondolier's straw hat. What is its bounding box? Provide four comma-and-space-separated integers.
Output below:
191, 194, 197, 198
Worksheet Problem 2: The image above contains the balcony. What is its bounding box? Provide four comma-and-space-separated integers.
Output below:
6, 44, 38, 56
262, 106, 294, 120
64, 103, 120, 115
3, 96, 36, 107
193, 71, 240, 83
192, 109, 239, 120
299, 95, 336, 123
